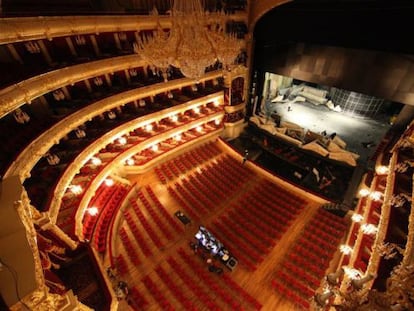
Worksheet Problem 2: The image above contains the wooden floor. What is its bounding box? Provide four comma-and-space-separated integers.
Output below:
102, 139, 349, 311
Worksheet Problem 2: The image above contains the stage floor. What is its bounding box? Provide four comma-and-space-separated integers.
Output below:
265, 99, 392, 164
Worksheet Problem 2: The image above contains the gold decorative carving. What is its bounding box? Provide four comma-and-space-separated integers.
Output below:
0, 14, 247, 45
74, 110, 224, 239
0, 55, 147, 119
224, 102, 246, 113
365, 153, 397, 277
4, 72, 223, 181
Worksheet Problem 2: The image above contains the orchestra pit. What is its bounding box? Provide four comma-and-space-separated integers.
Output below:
0, 1, 414, 311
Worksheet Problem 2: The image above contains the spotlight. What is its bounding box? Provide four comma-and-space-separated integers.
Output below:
171, 115, 178, 122
152, 144, 159, 152
175, 134, 182, 141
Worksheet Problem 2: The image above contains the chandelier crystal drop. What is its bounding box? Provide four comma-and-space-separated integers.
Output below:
134, 0, 243, 80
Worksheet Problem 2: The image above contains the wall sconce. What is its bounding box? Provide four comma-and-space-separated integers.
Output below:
87, 207, 98, 216
351, 213, 364, 223
68, 185, 83, 195
104, 178, 114, 186
351, 273, 375, 290
91, 157, 102, 166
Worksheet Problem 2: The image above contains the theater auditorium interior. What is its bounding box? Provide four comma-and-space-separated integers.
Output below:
0, 0, 414, 310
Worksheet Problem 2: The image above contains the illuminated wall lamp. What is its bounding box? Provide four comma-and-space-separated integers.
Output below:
91, 157, 102, 165
126, 158, 135, 166
340, 245, 353, 255
87, 206, 98, 216
175, 134, 182, 141
68, 185, 83, 195
152, 144, 159, 152
104, 178, 114, 186
351, 213, 364, 223
118, 137, 127, 145
359, 188, 370, 197
361, 223, 378, 235
145, 124, 153, 132
376, 165, 389, 175
369, 191, 383, 201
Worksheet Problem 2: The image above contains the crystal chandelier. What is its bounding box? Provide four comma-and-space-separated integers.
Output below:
134, 0, 243, 80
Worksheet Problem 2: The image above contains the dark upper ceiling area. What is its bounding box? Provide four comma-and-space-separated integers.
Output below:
254, 0, 414, 55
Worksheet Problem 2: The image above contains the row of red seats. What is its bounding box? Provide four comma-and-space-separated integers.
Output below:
145, 186, 183, 234
177, 248, 245, 310
227, 210, 278, 246
308, 217, 344, 237
181, 178, 214, 212
281, 261, 321, 289
292, 244, 331, 267
317, 209, 348, 229
94, 185, 128, 252
83, 182, 123, 239
214, 158, 248, 188
154, 167, 167, 184
188, 174, 221, 205
155, 265, 197, 310
219, 215, 273, 255
200, 166, 233, 199
221, 274, 263, 310
115, 255, 128, 275
136, 191, 173, 241
129, 286, 149, 310
288, 253, 326, 278
247, 193, 298, 223
212, 220, 264, 265
260, 179, 307, 206
251, 188, 303, 216
166, 257, 221, 311
302, 227, 341, 247
119, 226, 141, 266
276, 270, 314, 298
193, 170, 227, 202
167, 186, 200, 220
129, 200, 163, 248
234, 205, 285, 239
206, 163, 238, 192
242, 198, 292, 232
222, 154, 256, 179
297, 237, 333, 259
123, 210, 153, 257
272, 279, 310, 310
142, 275, 175, 311
174, 181, 208, 215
